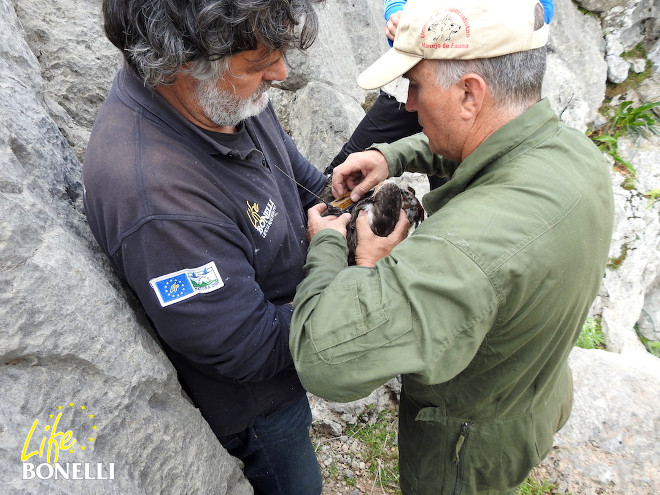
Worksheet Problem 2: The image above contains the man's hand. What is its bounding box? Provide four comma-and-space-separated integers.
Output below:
307, 203, 351, 241
332, 150, 389, 202
354, 209, 409, 267
385, 11, 402, 43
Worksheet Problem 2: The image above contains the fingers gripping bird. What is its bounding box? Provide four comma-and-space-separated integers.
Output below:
319, 178, 425, 265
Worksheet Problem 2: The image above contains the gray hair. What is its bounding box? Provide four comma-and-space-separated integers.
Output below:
430, 47, 547, 114
430, 3, 547, 114
102, 0, 324, 87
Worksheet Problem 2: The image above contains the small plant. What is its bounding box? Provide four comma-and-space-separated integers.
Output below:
577, 6, 598, 18
575, 317, 606, 350
516, 475, 558, 494
589, 100, 660, 175
643, 188, 660, 208
609, 101, 660, 139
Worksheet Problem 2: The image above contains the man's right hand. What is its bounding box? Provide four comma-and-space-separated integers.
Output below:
331, 150, 389, 202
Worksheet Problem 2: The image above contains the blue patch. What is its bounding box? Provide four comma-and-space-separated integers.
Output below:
150, 261, 223, 307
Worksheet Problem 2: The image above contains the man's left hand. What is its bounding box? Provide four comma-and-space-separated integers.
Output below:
307, 203, 351, 241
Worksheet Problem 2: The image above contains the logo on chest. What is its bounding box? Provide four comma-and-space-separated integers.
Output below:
246, 199, 277, 238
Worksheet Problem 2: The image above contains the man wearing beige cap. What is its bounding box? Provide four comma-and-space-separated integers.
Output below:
290, 0, 614, 493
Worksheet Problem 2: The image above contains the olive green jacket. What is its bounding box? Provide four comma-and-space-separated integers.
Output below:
291, 100, 614, 493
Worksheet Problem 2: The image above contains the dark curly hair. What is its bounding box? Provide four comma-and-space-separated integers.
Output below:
102, 0, 325, 86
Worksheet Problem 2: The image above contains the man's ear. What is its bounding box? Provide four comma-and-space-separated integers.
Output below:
458, 73, 487, 121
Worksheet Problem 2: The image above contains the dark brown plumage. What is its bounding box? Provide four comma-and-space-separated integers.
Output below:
318, 177, 424, 265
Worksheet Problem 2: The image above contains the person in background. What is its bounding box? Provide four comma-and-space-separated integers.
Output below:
327, 0, 555, 190
290, 0, 613, 493
83, 1, 327, 493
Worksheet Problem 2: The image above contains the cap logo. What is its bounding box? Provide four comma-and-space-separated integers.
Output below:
421, 9, 470, 49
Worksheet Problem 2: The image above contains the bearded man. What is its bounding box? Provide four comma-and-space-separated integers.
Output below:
83, 1, 326, 493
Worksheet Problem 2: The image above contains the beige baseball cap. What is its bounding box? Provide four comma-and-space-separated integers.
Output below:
358, 0, 549, 90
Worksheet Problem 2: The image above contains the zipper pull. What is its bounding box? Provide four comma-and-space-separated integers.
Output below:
453, 422, 469, 463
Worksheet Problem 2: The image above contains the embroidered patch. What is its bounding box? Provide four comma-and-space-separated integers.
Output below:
149, 261, 224, 307
246, 199, 277, 238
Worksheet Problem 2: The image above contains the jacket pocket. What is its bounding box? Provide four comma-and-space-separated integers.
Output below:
400, 405, 549, 494
308, 279, 413, 364
398, 404, 461, 495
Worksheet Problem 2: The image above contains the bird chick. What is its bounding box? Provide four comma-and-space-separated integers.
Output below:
345, 180, 423, 265
317, 176, 424, 264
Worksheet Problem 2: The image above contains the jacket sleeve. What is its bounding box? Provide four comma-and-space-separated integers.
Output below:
541, 0, 554, 23
384, 0, 406, 21
371, 132, 460, 178
290, 228, 499, 403
120, 215, 295, 383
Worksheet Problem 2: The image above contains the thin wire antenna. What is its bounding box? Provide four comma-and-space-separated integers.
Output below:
269, 160, 331, 207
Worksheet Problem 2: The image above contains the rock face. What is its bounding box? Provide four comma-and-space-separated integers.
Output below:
0, 1, 251, 493
1, 0, 658, 494
537, 349, 660, 495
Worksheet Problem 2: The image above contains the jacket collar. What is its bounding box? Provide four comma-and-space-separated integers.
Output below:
423, 99, 559, 215
114, 64, 258, 159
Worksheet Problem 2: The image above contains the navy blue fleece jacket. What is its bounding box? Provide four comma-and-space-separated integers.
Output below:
83, 65, 325, 435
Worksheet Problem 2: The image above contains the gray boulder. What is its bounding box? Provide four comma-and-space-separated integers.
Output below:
544, 0, 609, 131
574, 0, 658, 84
0, 1, 251, 493
13, 0, 122, 162
535, 348, 660, 494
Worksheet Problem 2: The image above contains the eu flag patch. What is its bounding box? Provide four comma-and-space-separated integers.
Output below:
149, 261, 223, 307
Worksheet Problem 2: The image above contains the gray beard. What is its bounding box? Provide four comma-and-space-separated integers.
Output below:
195, 79, 270, 127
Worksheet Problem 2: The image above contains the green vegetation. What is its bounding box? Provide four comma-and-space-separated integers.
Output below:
345, 408, 401, 493
575, 317, 606, 350
586, 43, 659, 179
577, 6, 598, 18
588, 100, 660, 175
517, 475, 559, 494
643, 188, 660, 208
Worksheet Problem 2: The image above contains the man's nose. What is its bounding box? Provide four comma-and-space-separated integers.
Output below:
264, 57, 287, 82
405, 93, 417, 112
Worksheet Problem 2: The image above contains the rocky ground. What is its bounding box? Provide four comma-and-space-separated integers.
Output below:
311, 404, 556, 495
313, 417, 401, 495
307, 389, 402, 495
